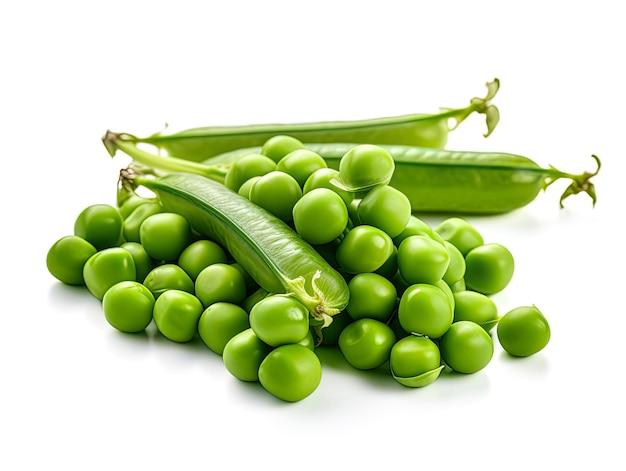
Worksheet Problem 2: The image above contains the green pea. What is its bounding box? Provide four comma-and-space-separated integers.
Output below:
435, 279, 455, 311
453, 290, 499, 332
357, 185, 411, 238
464, 243, 515, 295
374, 245, 398, 279
338, 144, 394, 192
497, 305, 550, 357
336, 225, 394, 274
393, 215, 440, 247
198, 302, 250, 355
195, 263, 247, 308
276, 149, 327, 187
249, 171, 302, 222
442, 241, 466, 286
346, 273, 397, 322
230, 262, 259, 295
450, 278, 466, 293
435, 217, 484, 256
397, 235, 450, 285
439, 321, 494, 373
46, 235, 97, 285
237, 176, 262, 199
303, 167, 354, 206
139, 212, 192, 262
120, 241, 155, 282
261, 135, 305, 163
338, 318, 396, 370
153, 289, 204, 343
347, 198, 361, 225
297, 330, 316, 351
102, 281, 155, 333
242, 287, 270, 314
390, 336, 442, 387
292, 188, 348, 245
122, 202, 162, 242
398, 283, 454, 339
83, 248, 136, 300
224, 153, 277, 192
258, 344, 322, 402
118, 194, 158, 219
143, 264, 195, 298
74, 204, 123, 250
178, 239, 228, 280
222, 328, 272, 382
249, 296, 310, 347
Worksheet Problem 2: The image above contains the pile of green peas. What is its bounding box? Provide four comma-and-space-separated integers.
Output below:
46, 135, 551, 402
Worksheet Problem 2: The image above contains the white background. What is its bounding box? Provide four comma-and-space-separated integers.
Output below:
1, 1, 624, 469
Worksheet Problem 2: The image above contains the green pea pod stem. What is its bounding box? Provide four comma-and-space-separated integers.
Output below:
116, 79, 500, 162
117, 168, 349, 332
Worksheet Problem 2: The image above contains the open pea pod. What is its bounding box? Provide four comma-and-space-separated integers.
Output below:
392, 365, 445, 388
116, 79, 500, 162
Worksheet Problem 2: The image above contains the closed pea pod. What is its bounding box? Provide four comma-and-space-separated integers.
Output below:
110, 79, 500, 162
116, 169, 349, 333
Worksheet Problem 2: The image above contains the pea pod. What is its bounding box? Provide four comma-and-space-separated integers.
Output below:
118, 169, 349, 330
203, 144, 600, 214
116, 79, 499, 162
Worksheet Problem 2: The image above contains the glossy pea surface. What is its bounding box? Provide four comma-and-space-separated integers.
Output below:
83, 248, 136, 300
390, 335, 441, 379
276, 149, 327, 187
121, 241, 155, 282
249, 171, 302, 222
497, 305, 550, 357
153, 289, 204, 343
397, 235, 450, 285
453, 290, 499, 332
261, 135, 305, 163
292, 188, 348, 245
224, 153, 276, 192
357, 185, 411, 238
249, 296, 309, 347
102, 281, 154, 333
195, 263, 247, 308
198, 302, 250, 355
259, 344, 322, 402
178, 239, 228, 280
435, 217, 484, 256
140, 212, 192, 262
222, 328, 272, 382
74, 204, 123, 250
464, 243, 515, 295
338, 144, 394, 191
46, 235, 97, 285
143, 264, 195, 298
336, 225, 394, 274
439, 320, 494, 373
338, 318, 396, 370
398, 283, 453, 338
346, 273, 397, 322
